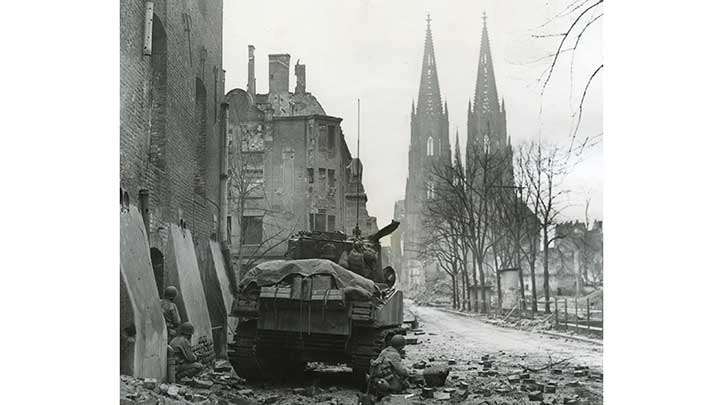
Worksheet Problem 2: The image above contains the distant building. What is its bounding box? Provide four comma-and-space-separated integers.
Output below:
395, 16, 451, 294
466, 13, 510, 161
521, 220, 603, 297
225, 48, 377, 271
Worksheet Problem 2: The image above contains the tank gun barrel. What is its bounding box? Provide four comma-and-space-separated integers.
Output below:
367, 220, 400, 244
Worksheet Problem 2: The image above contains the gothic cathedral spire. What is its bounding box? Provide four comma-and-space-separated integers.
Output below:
473, 12, 500, 115
417, 14, 443, 117
467, 12, 508, 155
401, 14, 451, 279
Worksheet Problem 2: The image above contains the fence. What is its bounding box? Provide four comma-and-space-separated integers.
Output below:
476, 293, 603, 338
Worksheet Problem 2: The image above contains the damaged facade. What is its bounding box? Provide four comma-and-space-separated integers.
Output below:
522, 220, 604, 296
120, 0, 234, 379
225, 47, 378, 273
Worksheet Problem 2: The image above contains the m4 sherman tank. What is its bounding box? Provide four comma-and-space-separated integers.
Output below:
227, 221, 403, 383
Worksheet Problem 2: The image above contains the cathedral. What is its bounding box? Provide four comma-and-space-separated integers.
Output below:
467, 13, 511, 163
394, 14, 510, 294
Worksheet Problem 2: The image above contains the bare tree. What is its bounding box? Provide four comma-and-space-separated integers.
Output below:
516, 141, 578, 313
424, 140, 513, 314
535, 0, 604, 152
226, 131, 297, 283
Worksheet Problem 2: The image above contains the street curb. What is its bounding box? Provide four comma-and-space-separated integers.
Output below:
432, 307, 603, 346
536, 330, 603, 346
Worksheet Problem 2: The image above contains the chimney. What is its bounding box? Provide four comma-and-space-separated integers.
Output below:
294, 60, 306, 94
247, 45, 256, 97
268, 53, 290, 94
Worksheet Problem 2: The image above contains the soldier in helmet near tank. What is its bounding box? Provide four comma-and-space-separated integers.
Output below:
169, 322, 204, 379
160, 286, 181, 338
368, 334, 412, 397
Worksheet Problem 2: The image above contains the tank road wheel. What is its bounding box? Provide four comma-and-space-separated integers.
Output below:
228, 320, 261, 380
349, 327, 404, 388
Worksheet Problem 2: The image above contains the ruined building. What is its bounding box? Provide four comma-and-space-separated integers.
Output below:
225, 47, 377, 272
393, 16, 451, 293
120, 0, 234, 379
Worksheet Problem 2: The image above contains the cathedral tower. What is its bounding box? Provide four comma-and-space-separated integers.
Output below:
467, 13, 509, 160
402, 15, 451, 288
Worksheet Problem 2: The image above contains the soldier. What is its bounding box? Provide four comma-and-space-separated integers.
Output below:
160, 286, 181, 337
369, 334, 411, 397
169, 322, 204, 379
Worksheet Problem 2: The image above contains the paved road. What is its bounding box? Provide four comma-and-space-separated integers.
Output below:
408, 304, 603, 371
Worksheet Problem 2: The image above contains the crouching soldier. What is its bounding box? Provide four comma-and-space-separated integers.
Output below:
161, 286, 181, 338
169, 322, 204, 379
369, 334, 411, 397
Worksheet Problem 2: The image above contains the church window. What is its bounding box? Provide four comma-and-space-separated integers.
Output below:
426, 137, 434, 156
426, 182, 435, 199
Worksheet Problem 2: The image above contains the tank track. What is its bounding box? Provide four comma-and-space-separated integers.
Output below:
349, 326, 404, 381
227, 320, 261, 379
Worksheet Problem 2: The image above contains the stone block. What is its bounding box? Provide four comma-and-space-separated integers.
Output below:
423, 364, 450, 387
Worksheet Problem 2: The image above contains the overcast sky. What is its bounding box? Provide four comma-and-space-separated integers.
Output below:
223, 0, 603, 229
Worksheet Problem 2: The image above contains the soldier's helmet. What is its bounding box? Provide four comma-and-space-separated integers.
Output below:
389, 334, 406, 349
164, 286, 178, 300
178, 322, 194, 336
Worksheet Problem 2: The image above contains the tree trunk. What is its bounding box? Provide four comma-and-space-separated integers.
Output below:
475, 252, 487, 314
462, 247, 470, 311
543, 224, 551, 314
451, 274, 457, 309
472, 259, 479, 313
495, 270, 502, 316
529, 234, 538, 314
461, 248, 470, 311
493, 251, 502, 316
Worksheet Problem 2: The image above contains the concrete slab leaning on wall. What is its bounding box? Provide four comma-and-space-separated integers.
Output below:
209, 241, 238, 350
165, 224, 213, 347
120, 205, 167, 379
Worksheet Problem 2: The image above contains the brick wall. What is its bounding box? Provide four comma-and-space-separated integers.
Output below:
120, 0, 224, 253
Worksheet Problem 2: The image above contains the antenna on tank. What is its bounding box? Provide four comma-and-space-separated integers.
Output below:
353, 98, 361, 238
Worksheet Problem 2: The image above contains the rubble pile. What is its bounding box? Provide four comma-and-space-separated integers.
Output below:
121, 361, 254, 405
395, 348, 603, 404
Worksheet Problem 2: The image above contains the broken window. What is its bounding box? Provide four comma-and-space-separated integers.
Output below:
328, 169, 336, 189
241, 216, 263, 245
327, 125, 336, 151
318, 168, 326, 184
319, 125, 328, 150
307, 168, 314, 184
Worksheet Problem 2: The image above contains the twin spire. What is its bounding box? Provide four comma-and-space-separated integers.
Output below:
473, 11, 501, 115
417, 13, 443, 117
416, 12, 503, 121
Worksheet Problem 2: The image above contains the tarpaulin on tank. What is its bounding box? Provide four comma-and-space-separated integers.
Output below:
238, 258, 380, 296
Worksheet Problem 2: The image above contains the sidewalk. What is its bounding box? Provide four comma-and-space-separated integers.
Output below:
432, 306, 603, 346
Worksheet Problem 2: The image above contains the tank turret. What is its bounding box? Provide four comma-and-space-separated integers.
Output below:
285, 220, 400, 287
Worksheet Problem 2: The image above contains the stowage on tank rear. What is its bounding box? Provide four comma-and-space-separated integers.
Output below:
227, 221, 403, 384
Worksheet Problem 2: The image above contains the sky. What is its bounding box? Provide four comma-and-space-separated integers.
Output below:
222, 0, 603, 229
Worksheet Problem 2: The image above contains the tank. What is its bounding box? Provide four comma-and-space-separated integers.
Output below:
227, 221, 403, 383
